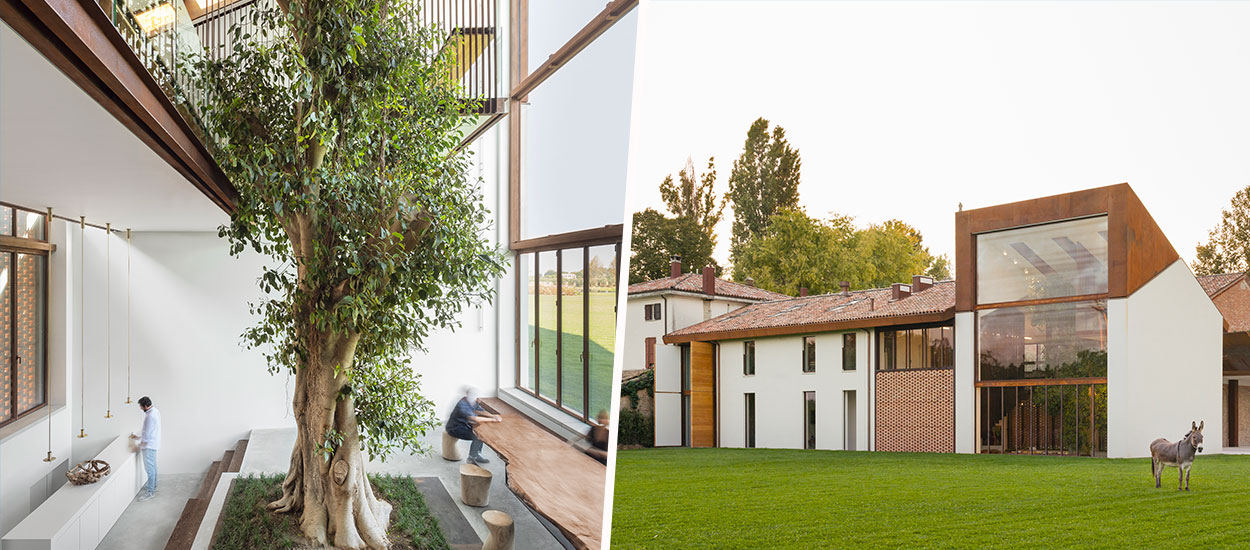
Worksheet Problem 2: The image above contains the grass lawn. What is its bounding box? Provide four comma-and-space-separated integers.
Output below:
213, 475, 450, 550
611, 448, 1250, 549
526, 291, 616, 417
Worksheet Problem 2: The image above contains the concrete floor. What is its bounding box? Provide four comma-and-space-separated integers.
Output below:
243, 428, 564, 549
97, 473, 202, 550
98, 428, 563, 549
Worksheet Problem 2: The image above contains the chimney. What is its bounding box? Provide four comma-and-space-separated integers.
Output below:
840, 281, 850, 296
891, 283, 912, 301
745, 277, 756, 287
702, 266, 716, 295
912, 275, 934, 292
799, 287, 809, 297
670, 255, 682, 278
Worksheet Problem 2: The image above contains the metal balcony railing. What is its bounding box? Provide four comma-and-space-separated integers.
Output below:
98, 0, 502, 153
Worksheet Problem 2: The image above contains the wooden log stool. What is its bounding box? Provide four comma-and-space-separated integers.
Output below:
441, 429, 464, 461
482, 510, 514, 550
459, 463, 492, 507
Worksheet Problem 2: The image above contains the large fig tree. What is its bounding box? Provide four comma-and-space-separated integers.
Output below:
191, 1, 504, 546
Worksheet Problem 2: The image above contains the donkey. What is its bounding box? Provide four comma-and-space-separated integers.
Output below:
1149, 421, 1205, 490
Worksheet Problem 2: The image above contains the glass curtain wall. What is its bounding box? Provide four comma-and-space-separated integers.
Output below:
975, 216, 1110, 456
517, 243, 620, 424
877, 325, 954, 371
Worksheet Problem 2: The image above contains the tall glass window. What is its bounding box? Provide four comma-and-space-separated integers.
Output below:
743, 341, 755, 375
516, 243, 619, 424
976, 216, 1108, 305
744, 393, 756, 448
804, 391, 816, 450
0, 205, 49, 426
842, 333, 856, 371
977, 300, 1108, 381
802, 337, 816, 373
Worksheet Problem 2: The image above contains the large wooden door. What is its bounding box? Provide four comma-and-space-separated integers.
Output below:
689, 341, 716, 448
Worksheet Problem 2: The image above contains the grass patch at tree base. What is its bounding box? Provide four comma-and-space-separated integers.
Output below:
212, 474, 451, 550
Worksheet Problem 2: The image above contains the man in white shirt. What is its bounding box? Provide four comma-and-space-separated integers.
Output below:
134, 396, 161, 501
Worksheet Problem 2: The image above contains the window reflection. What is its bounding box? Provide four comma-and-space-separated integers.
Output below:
976, 216, 1108, 305
877, 325, 953, 371
977, 300, 1107, 381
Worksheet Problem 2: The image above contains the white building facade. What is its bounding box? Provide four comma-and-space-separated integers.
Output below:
656, 184, 1225, 459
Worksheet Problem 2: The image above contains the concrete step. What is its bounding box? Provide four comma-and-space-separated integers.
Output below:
196, 461, 222, 501
164, 498, 207, 550
226, 439, 248, 473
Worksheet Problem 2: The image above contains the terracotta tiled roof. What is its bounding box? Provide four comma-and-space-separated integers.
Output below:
627, 273, 791, 301
665, 281, 956, 343
1197, 272, 1244, 297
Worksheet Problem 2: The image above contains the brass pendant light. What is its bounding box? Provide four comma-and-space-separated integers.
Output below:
77, 216, 86, 439
104, 223, 112, 419
125, 229, 132, 405
43, 207, 55, 463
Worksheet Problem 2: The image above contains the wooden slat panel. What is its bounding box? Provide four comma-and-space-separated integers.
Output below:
689, 341, 715, 448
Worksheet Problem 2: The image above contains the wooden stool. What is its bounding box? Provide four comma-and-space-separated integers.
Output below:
459, 463, 491, 507
482, 510, 514, 550
442, 430, 463, 461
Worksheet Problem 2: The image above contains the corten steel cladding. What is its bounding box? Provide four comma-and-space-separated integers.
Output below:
875, 369, 956, 453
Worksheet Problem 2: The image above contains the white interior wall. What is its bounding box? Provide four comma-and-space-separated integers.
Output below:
1108, 260, 1224, 458
717, 332, 870, 450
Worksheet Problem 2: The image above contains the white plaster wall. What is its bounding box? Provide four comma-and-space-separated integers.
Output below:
954, 311, 975, 453
66, 229, 295, 474
717, 332, 870, 450
622, 297, 667, 374
1108, 260, 1224, 458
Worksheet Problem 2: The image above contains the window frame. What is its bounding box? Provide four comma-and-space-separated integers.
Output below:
514, 238, 621, 425
744, 392, 756, 448
875, 322, 955, 372
0, 202, 52, 429
743, 340, 755, 376
802, 336, 816, 373
803, 391, 816, 450
842, 333, 856, 371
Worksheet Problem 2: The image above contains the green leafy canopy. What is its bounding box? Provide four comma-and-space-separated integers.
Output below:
192, 0, 507, 460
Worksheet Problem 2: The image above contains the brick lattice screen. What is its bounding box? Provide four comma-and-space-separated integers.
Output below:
875, 368, 955, 453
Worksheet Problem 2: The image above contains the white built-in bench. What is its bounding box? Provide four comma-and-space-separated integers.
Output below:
1, 436, 144, 550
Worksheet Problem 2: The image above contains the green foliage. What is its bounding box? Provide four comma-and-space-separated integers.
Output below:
617, 408, 653, 447
214, 475, 299, 549
629, 208, 719, 283
613, 449, 1250, 549
630, 157, 727, 283
215, 475, 451, 550
727, 118, 802, 271
620, 369, 654, 409
192, 0, 506, 460
735, 210, 949, 295
371, 475, 451, 550
1195, 185, 1250, 275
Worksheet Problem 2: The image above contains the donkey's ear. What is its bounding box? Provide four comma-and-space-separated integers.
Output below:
1199, 420, 1204, 432
1192, 421, 1198, 430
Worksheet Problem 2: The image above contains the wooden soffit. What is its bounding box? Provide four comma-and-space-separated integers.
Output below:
1, 0, 237, 213
954, 183, 1178, 311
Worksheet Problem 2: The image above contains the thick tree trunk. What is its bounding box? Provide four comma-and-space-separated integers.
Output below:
267, 333, 392, 549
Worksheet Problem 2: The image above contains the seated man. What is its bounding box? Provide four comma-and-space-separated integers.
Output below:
585, 409, 610, 465
446, 387, 500, 465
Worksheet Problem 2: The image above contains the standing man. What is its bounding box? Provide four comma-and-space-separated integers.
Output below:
132, 396, 161, 501
446, 387, 500, 465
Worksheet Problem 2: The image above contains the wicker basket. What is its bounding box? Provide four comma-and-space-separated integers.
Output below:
66, 459, 111, 485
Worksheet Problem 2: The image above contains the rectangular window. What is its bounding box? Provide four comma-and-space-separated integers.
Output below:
1, 205, 49, 427
644, 337, 656, 369
644, 303, 661, 321
977, 300, 1107, 381
802, 337, 816, 373
979, 383, 1107, 456
744, 393, 756, 448
842, 333, 856, 371
976, 216, 1109, 305
804, 391, 816, 450
743, 341, 755, 375
877, 324, 955, 371
515, 243, 621, 424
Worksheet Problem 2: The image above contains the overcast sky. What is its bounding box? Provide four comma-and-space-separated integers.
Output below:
624, 0, 1250, 272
